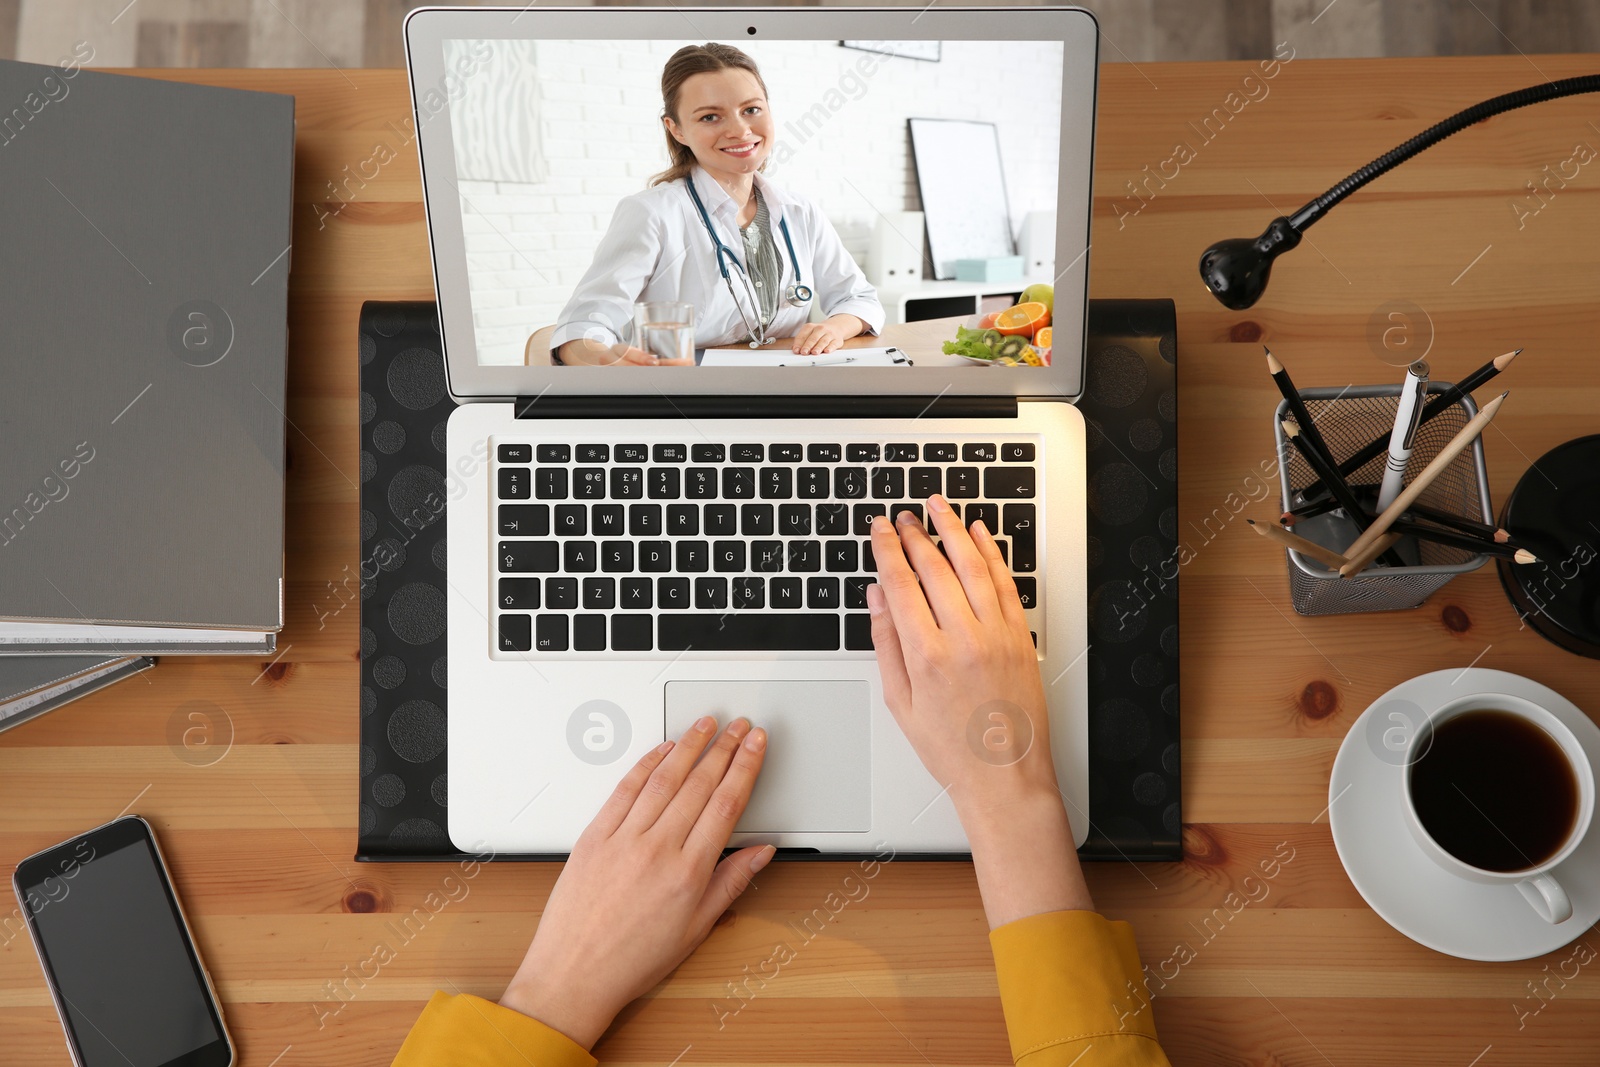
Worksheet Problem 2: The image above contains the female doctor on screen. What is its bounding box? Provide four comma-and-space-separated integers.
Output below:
551, 43, 885, 366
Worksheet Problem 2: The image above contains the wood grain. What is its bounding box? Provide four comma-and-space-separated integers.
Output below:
3, 58, 1600, 1065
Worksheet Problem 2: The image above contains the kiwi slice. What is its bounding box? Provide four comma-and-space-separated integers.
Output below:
993, 335, 1028, 362
980, 328, 1004, 348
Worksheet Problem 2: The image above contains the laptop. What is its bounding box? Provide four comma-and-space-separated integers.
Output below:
404, 5, 1098, 856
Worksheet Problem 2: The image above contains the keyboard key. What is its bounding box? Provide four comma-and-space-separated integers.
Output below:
846, 443, 880, 462
870, 466, 905, 499
629, 504, 662, 536
965, 502, 999, 537
574, 614, 606, 651
499, 578, 540, 610
845, 613, 874, 650
535, 614, 568, 651
890, 502, 925, 530
834, 467, 868, 499
731, 443, 764, 462
652, 443, 688, 463
576, 444, 609, 463
639, 541, 672, 572
676, 540, 709, 572
807, 577, 840, 608
884, 443, 918, 462
862, 540, 877, 573
985, 467, 1036, 499
622, 577, 653, 608
704, 504, 737, 535
853, 503, 887, 535
658, 614, 839, 651
574, 467, 606, 499
826, 539, 859, 572
797, 468, 830, 499
1013, 577, 1038, 609
925, 443, 958, 462
667, 504, 699, 536
816, 503, 849, 535
554, 504, 586, 536
615, 444, 648, 463
498, 614, 532, 651
583, 577, 616, 609
770, 443, 803, 462
611, 614, 653, 651
545, 577, 578, 609
657, 577, 690, 608
498, 504, 549, 537
946, 467, 980, 498
714, 540, 746, 572
760, 467, 793, 499
733, 577, 765, 608
909, 467, 941, 497
535, 468, 568, 499
610, 467, 643, 499
1002, 442, 1035, 462
787, 540, 822, 572
499, 541, 558, 572
807, 443, 842, 463
592, 505, 624, 536
498, 443, 532, 463
648, 468, 680, 499
498, 467, 531, 499
722, 467, 755, 499
962, 443, 998, 462
770, 577, 803, 608
845, 576, 872, 609
691, 443, 725, 462
536, 444, 570, 463
695, 577, 729, 610
751, 541, 785, 572
685, 468, 717, 499
778, 503, 811, 535
601, 540, 633, 572
564, 541, 597, 572
741, 503, 774, 536
1003, 502, 1035, 572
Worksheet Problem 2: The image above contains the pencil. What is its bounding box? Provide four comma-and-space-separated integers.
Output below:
1338, 532, 1406, 579
1295, 349, 1520, 505
1340, 391, 1508, 565
1249, 519, 1350, 569
1389, 518, 1537, 562
1266, 347, 1338, 470
1283, 496, 1509, 543
1283, 421, 1408, 568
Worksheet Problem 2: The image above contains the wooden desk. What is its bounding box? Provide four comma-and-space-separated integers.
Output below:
4, 57, 1599, 1065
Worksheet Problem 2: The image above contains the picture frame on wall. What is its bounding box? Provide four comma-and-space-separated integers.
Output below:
840, 39, 942, 62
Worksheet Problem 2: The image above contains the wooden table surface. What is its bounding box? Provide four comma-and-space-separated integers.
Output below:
5, 54, 1600, 1066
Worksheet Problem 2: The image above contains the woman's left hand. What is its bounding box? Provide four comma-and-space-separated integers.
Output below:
790, 315, 858, 355
498, 716, 773, 1050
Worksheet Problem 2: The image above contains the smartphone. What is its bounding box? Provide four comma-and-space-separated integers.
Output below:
12, 815, 233, 1067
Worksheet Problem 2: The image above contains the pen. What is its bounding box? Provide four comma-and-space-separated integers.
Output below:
1375, 359, 1430, 512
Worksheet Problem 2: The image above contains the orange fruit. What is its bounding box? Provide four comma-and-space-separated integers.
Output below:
978, 311, 1000, 330
993, 301, 1049, 337
1034, 326, 1052, 349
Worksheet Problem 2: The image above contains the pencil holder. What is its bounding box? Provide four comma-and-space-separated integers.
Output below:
1274, 384, 1493, 616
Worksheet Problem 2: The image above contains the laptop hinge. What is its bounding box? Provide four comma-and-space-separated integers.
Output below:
513, 394, 1019, 420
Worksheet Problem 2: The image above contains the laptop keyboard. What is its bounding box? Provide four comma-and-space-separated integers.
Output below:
491, 438, 1041, 654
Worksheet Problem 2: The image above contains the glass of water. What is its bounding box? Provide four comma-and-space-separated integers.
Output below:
632, 301, 695, 364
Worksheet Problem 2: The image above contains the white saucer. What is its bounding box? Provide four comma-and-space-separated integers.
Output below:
1329, 668, 1600, 961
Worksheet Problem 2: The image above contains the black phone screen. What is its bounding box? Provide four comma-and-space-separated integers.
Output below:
15, 818, 229, 1067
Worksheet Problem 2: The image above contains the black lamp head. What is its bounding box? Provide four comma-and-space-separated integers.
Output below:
1199, 216, 1303, 310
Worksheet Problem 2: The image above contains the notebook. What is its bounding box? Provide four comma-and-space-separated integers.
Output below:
0, 656, 155, 734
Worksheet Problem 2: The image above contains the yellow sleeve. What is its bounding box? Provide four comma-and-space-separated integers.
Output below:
391, 991, 599, 1067
988, 910, 1172, 1066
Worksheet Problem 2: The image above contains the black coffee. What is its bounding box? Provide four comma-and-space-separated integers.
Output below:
1409, 710, 1579, 873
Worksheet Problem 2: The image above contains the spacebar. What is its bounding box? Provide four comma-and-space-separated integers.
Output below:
658, 614, 840, 651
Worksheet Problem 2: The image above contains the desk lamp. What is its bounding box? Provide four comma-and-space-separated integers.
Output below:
1199, 74, 1600, 658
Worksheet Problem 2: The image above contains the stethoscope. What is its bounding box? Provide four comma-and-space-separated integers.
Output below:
684, 176, 812, 348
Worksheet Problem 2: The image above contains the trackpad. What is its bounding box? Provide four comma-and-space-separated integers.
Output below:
665, 680, 871, 833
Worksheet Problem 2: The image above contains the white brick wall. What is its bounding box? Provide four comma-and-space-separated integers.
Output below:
448, 39, 1064, 364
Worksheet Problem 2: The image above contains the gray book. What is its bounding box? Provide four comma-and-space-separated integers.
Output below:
0, 655, 155, 733
0, 59, 293, 654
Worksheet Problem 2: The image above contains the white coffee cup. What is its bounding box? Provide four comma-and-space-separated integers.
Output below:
1402, 693, 1593, 924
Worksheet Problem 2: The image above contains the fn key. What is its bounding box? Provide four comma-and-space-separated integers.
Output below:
497, 613, 532, 651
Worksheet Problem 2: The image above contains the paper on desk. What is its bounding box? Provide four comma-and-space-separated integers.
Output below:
699, 346, 910, 367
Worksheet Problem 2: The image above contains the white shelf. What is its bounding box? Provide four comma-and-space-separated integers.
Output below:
874, 275, 1055, 325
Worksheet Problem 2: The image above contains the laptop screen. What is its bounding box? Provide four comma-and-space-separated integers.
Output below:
438, 37, 1066, 372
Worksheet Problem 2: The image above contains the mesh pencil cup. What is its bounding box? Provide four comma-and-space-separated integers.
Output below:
1274, 384, 1492, 616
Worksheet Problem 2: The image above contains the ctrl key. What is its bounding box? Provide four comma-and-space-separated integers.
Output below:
497, 613, 532, 652
535, 614, 568, 651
